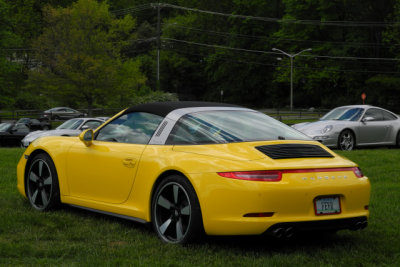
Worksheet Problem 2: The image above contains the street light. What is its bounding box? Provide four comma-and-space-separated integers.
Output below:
272, 48, 312, 111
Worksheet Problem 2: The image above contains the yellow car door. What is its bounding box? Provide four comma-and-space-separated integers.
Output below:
66, 141, 145, 204
65, 111, 164, 204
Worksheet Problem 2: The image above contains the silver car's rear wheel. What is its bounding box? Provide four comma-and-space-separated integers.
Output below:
26, 153, 60, 211
338, 130, 355, 151
152, 175, 203, 244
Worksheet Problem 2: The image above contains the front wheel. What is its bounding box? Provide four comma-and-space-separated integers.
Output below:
26, 153, 60, 211
396, 131, 400, 148
151, 175, 203, 244
338, 130, 355, 151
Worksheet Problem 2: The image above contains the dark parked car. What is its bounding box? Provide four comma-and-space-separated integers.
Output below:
41, 107, 86, 120
16, 118, 51, 131
0, 122, 31, 147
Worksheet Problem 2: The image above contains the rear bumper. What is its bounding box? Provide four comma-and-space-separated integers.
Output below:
191, 169, 370, 236
310, 133, 339, 148
265, 216, 368, 236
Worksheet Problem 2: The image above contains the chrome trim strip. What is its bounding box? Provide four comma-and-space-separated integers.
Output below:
148, 106, 253, 145
68, 204, 147, 224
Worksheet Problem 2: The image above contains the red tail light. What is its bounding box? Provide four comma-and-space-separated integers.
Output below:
218, 171, 282, 181
218, 167, 364, 181
352, 167, 364, 178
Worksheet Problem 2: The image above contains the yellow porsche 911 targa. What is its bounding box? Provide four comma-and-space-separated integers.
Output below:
17, 102, 370, 244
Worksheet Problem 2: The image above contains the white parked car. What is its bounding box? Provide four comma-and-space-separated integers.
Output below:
21, 118, 106, 148
292, 105, 400, 150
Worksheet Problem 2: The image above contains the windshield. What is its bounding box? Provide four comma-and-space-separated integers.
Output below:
0, 123, 12, 132
320, 107, 364, 121
16, 118, 29, 124
166, 110, 310, 145
56, 119, 83, 130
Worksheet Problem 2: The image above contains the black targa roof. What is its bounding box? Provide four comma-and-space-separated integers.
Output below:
123, 101, 239, 117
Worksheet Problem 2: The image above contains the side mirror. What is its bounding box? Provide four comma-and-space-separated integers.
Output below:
81, 125, 89, 131
362, 116, 374, 122
79, 129, 94, 146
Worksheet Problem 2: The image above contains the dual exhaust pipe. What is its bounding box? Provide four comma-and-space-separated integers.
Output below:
270, 219, 368, 238
271, 226, 294, 238
351, 220, 368, 230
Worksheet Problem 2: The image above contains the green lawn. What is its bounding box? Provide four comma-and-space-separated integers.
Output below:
0, 147, 399, 266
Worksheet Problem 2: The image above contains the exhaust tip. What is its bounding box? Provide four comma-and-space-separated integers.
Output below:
284, 227, 294, 238
272, 228, 284, 238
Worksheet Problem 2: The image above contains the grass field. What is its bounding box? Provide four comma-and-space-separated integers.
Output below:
0, 147, 399, 266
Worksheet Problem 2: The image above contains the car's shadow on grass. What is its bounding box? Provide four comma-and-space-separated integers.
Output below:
202, 231, 360, 252
60, 204, 366, 253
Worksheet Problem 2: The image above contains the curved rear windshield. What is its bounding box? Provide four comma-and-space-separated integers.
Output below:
166, 110, 310, 145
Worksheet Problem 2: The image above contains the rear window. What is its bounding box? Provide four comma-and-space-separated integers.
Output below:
166, 110, 310, 145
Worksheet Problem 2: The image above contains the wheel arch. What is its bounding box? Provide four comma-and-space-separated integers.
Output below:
24, 149, 56, 195
149, 169, 203, 221
338, 128, 357, 146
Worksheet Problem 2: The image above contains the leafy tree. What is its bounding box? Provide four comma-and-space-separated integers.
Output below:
0, 0, 23, 109
26, 0, 146, 111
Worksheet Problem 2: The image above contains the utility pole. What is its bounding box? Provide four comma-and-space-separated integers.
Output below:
272, 48, 312, 111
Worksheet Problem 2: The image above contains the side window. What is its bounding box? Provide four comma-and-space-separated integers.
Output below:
82, 120, 102, 130
382, 110, 397, 121
96, 112, 163, 144
363, 108, 383, 121
166, 114, 230, 145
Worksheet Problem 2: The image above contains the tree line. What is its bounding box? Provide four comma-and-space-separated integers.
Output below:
1, 0, 400, 112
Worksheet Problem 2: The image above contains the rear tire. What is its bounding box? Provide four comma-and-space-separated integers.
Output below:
338, 130, 355, 151
151, 175, 203, 244
26, 153, 60, 211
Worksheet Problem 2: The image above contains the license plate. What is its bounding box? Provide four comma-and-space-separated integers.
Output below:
314, 196, 341, 215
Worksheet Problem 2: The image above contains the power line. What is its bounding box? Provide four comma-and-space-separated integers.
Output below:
162, 23, 400, 48
158, 3, 400, 28
112, 3, 400, 27
162, 37, 400, 62
112, 4, 152, 16
164, 44, 400, 74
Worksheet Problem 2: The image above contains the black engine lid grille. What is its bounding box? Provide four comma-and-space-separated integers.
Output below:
256, 144, 334, 159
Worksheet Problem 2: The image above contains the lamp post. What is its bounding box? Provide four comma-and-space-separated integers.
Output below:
272, 48, 312, 111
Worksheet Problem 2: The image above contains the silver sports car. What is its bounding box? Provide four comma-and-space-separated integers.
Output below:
21, 117, 106, 148
292, 105, 400, 150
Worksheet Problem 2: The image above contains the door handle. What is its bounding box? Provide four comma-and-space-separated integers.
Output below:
122, 158, 136, 168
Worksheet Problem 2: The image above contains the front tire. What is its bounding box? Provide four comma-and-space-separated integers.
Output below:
151, 175, 203, 244
26, 153, 60, 211
338, 130, 355, 151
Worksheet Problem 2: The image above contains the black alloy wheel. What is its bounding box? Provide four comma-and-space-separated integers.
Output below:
26, 153, 60, 211
152, 175, 203, 244
338, 130, 355, 151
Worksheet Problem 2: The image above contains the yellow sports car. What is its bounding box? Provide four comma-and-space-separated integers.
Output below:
17, 102, 370, 244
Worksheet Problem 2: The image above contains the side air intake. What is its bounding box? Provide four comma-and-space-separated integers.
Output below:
256, 144, 334, 159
